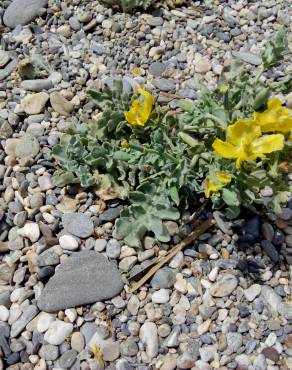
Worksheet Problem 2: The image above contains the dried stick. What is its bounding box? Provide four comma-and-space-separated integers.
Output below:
130, 218, 215, 293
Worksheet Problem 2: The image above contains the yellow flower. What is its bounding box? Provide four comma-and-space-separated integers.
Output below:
213, 119, 284, 168
203, 171, 232, 198
125, 89, 154, 126
92, 344, 105, 369
219, 84, 229, 93
253, 97, 292, 133
121, 139, 129, 148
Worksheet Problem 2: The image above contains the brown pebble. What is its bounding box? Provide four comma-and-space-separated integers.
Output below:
275, 218, 287, 229
221, 248, 229, 259
262, 346, 279, 362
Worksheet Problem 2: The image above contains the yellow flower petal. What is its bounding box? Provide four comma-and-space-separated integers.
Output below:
251, 134, 284, 156
216, 172, 232, 184
121, 139, 129, 148
212, 139, 240, 158
227, 119, 260, 145
203, 171, 232, 198
254, 98, 292, 133
125, 89, 154, 126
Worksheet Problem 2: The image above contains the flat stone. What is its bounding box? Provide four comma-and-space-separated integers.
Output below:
39, 344, 59, 361
261, 286, 282, 314
99, 205, 123, 223
20, 79, 53, 92
153, 78, 176, 92
15, 135, 40, 159
21, 92, 49, 115
3, 0, 48, 28
149, 62, 166, 77
10, 305, 39, 338
262, 347, 279, 362
261, 240, 279, 263
0, 59, 18, 81
232, 51, 262, 65
62, 213, 93, 238
244, 284, 261, 302
58, 349, 77, 368
209, 273, 238, 297
50, 92, 74, 116
0, 51, 10, 67
151, 267, 176, 289
37, 251, 123, 312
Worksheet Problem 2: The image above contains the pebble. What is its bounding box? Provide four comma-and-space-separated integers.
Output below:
244, 284, 261, 302
3, 0, 48, 28
139, 322, 158, 359
209, 273, 238, 297
153, 78, 176, 92
71, 332, 85, 352
20, 79, 53, 92
232, 51, 262, 65
0, 305, 9, 321
0, 51, 10, 67
59, 234, 79, 251
44, 320, 73, 345
151, 289, 170, 304
106, 239, 121, 259
62, 213, 93, 238
21, 93, 49, 115
50, 92, 74, 116
36, 312, 55, 333
151, 267, 176, 289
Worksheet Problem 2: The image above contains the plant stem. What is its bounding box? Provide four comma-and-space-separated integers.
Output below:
254, 66, 264, 84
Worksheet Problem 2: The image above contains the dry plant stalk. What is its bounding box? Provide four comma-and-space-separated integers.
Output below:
130, 218, 215, 292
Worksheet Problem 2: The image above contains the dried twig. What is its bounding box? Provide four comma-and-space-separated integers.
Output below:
130, 218, 215, 293
185, 199, 209, 225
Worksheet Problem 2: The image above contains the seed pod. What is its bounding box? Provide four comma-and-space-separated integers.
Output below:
178, 132, 199, 147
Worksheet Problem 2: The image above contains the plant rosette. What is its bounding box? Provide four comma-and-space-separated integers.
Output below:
52, 28, 292, 247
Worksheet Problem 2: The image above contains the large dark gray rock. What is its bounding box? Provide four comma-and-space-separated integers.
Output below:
3, 0, 48, 28
37, 251, 124, 312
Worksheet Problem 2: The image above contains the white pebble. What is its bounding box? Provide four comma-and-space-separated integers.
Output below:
36, 312, 55, 333
44, 320, 73, 345
152, 289, 170, 304
0, 305, 9, 321
59, 234, 79, 250
17, 222, 40, 242
65, 308, 77, 322
139, 322, 158, 359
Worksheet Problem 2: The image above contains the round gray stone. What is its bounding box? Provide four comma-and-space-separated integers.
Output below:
62, 213, 94, 238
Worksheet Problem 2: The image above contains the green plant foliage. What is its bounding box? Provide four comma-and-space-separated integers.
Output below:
52, 28, 292, 247
101, 0, 189, 12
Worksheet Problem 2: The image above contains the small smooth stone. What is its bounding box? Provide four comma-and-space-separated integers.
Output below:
261, 286, 282, 314
71, 332, 85, 352
262, 347, 279, 362
10, 305, 39, 338
36, 312, 55, 333
153, 78, 176, 92
151, 267, 176, 289
139, 322, 158, 359
3, 0, 48, 28
0, 51, 10, 67
152, 289, 170, 304
44, 320, 73, 345
226, 332, 243, 352
0, 305, 9, 321
244, 284, 261, 302
127, 295, 140, 316
21, 93, 49, 115
20, 79, 53, 92
62, 213, 93, 238
50, 92, 74, 116
17, 222, 40, 242
106, 239, 121, 259
261, 240, 279, 262
209, 274, 238, 297
58, 349, 77, 368
94, 239, 107, 252
195, 57, 212, 73
39, 344, 59, 361
176, 352, 197, 369
232, 51, 262, 65
59, 234, 79, 251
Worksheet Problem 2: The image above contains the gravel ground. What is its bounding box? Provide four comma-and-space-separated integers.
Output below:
0, 1, 292, 370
